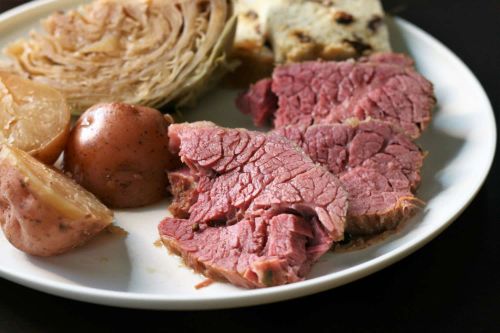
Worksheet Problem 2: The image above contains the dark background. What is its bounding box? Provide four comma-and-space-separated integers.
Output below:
0, 1, 499, 332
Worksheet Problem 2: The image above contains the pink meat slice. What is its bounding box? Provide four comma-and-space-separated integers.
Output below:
236, 78, 277, 127
167, 167, 198, 219
236, 53, 435, 139
160, 122, 348, 288
276, 119, 424, 235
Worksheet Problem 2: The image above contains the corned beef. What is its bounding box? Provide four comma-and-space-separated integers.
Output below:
167, 167, 198, 219
276, 119, 424, 235
160, 122, 348, 288
236, 78, 277, 127
236, 53, 435, 138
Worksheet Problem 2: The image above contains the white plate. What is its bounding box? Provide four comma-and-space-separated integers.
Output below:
0, 0, 496, 310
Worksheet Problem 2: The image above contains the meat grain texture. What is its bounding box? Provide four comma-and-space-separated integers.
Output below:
276, 119, 424, 235
237, 53, 435, 139
159, 122, 348, 288
167, 167, 198, 219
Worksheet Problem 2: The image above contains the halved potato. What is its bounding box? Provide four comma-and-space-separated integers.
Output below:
0, 72, 70, 164
0, 145, 113, 256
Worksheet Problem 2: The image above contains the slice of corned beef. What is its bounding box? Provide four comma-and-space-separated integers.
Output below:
235, 78, 277, 127
236, 53, 435, 138
167, 167, 198, 219
160, 122, 348, 288
160, 214, 330, 288
276, 119, 424, 235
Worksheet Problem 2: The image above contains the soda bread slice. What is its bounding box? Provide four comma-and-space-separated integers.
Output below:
268, 0, 391, 63
231, 0, 391, 84
230, 0, 284, 85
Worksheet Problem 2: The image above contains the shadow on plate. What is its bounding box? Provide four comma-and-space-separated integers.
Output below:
178, 89, 261, 130
387, 16, 411, 55
27, 231, 132, 292
417, 119, 466, 201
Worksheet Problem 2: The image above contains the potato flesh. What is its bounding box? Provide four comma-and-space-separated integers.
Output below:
6, 146, 110, 220
0, 145, 113, 256
0, 72, 70, 164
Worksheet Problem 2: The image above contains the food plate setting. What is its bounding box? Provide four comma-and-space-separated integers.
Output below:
0, 0, 495, 310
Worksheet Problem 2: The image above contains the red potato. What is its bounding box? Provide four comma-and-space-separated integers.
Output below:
0, 145, 114, 257
64, 103, 179, 208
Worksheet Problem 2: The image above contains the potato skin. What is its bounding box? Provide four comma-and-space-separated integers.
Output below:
64, 103, 178, 208
0, 164, 110, 257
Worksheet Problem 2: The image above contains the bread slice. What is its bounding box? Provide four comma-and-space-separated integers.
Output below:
229, 0, 391, 84
229, 0, 283, 85
233, 0, 270, 52
267, 0, 391, 63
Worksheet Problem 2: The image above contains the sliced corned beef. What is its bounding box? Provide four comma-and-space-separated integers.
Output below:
235, 78, 277, 127
276, 119, 424, 235
236, 53, 435, 138
167, 167, 198, 219
160, 122, 348, 288
160, 214, 330, 288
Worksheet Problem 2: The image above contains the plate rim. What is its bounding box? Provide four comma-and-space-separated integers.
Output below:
0, 0, 496, 310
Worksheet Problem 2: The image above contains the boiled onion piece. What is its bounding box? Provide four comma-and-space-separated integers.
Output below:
4, 0, 236, 114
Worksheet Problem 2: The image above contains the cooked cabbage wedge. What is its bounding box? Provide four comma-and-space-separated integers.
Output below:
3, 0, 236, 114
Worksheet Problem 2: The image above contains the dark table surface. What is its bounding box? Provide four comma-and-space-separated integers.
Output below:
0, 0, 499, 332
